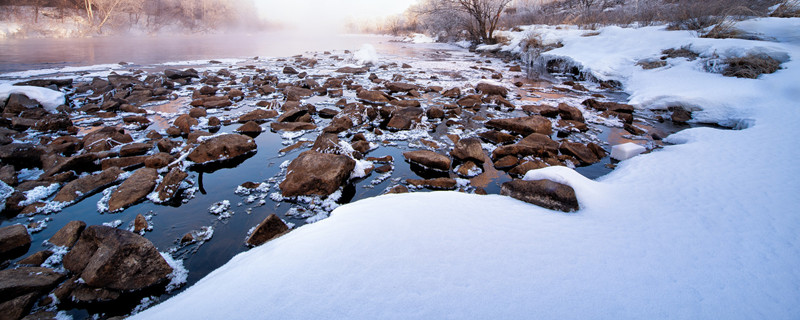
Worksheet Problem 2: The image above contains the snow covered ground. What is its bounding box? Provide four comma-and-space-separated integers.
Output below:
136, 18, 800, 319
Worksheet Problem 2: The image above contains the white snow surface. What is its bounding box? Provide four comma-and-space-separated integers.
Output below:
136, 19, 800, 319
0, 83, 65, 113
353, 44, 379, 65
610, 142, 647, 161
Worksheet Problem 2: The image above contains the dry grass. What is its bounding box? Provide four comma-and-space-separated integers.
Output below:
770, 0, 800, 17
723, 54, 782, 78
662, 46, 700, 60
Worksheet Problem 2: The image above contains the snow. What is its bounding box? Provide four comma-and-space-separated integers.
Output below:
19, 183, 60, 207
610, 142, 647, 161
0, 83, 66, 113
0, 181, 12, 212
353, 44, 379, 65
402, 33, 436, 44
159, 252, 189, 292
136, 18, 800, 319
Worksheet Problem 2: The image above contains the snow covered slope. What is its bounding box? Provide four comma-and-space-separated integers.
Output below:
136, 18, 800, 319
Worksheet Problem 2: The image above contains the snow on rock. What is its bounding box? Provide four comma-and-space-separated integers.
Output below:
354, 44, 379, 65
610, 142, 647, 161
0, 180, 12, 212
136, 18, 800, 319
0, 83, 65, 113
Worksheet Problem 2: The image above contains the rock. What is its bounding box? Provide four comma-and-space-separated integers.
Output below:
557, 120, 589, 133
174, 114, 198, 134
119, 143, 152, 157
33, 114, 73, 132
403, 150, 451, 171
0, 144, 44, 169
152, 168, 188, 203
513, 133, 559, 156
284, 86, 313, 101
558, 141, 601, 165
451, 138, 485, 163
557, 103, 585, 122
237, 109, 277, 123
283, 66, 299, 74
485, 115, 553, 136
476, 82, 508, 97
456, 95, 482, 108
522, 104, 560, 117
188, 134, 257, 164
0, 267, 65, 302
134, 214, 148, 233
144, 152, 174, 169
188, 107, 207, 118
208, 116, 221, 127
83, 127, 133, 153
0, 292, 39, 319
388, 99, 421, 108
63, 225, 173, 291
46, 136, 82, 157
164, 69, 198, 79
671, 107, 692, 123
406, 178, 457, 190
318, 108, 339, 118
0, 225, 31, 260
0, 165, 16, 186
69, 285, 121, 304
357, 90, 390, 103
442, 87, 461, 98
387, 107, 423, 131
53, 167, 124, 203
100, 156, 147, 170
494, 155, 519, 169
276, 108, 308, 123
581, 99, 634, 113
47, 221, 86, 248
270, 122, 316, 131
14, 78, 73, 88
385, 82, 418, 93
478, 130, 517, 145
17, 250, 54, 266
335, 66, 369, 74
279, 151, 356, 197
107, 168, 158, 212
352, 140, 371, 154
509, 160, 548, 177
197, 85, 218, 96
456, 161, 481, 177
245, 214, 289, 247
235, 121, 262, 134
427, 106, 445, 119
501, 179, 579, 212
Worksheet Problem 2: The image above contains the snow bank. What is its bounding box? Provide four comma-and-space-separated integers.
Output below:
137, 18, 800, 319
354, 44, 379, 65
0, 83, 65, 113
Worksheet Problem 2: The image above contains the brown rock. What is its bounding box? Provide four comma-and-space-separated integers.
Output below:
152, 168, 188, 203
0, 292, 39, 320
476, 82, 508, 97
63, 226, 172, 291
509, 160, 548, 177
386, 185, 409, 194
387, 107, 423, 131
279, 151, 356, 197
119, 143, 152, 157
486, 115, 553, 136
270, 122, 317, 131
0, 225, 31, 260
107, 168, 158, 212
451, 138, 485, 163
522, 104, 560, 117
494, 155, 519, 169
53, 168, 124, 203
478, 130, 517, 145
144, 152, 174, 169
557, 103, 585, 122
276, 108, 308, 123
456, 161, 481, 177
83, 127, 133, 152
406, 178, 457, 190
47, 136, 82, 157
235, 121, 262, 134
47, 221, 87, 248
357, 90, 390, 103
403, 150, 451, 171
501, 179, 579, 212
188, 134, 257, 164
174, 114, 198, 134
456, 95, 482, 108
189, 107, 207, 118
156, 138, 180, 153
17, 250, 53, 266
671, 107, 692, 123
426, 106, 445, 119
442, 87, 461, 98
336, 66, 369, 74
559, 141, 601, 165
385, 82, 418, 93
100, 155, 147, 170
245, 214, 289, 247
238, 109, 278, 123
133, 214, 148, 233
0, 267, 65, 302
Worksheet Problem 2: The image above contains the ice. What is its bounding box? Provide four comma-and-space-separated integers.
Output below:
20, 183, 60, 207
208, 200, 231, 215
354, 44, 379, 65
0, 180, 12, 212
159, 252, 189, 292
17, 168, 44, 182
0, 83, 66, 113
102, 219, 123, 228
610, 142, 647, 161
350, 159, 374, 179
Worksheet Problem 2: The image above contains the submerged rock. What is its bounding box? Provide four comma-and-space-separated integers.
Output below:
501, 179, 579, 212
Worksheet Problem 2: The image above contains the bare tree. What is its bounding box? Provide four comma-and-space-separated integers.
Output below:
415, 0, 513, 43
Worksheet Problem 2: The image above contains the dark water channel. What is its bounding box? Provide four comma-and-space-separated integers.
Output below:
0, 36, 694, 318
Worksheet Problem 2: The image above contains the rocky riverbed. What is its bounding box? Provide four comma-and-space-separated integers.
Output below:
0, 42, 690, 319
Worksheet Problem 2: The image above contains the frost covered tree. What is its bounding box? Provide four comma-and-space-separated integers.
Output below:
414, 0, 513, 43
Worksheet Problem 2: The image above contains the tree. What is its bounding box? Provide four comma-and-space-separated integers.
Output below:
415, 0, 513, 43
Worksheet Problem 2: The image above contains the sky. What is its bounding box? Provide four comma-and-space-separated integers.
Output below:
253, 0, 419, 32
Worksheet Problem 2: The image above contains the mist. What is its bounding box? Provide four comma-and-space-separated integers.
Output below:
253, 0, 418, 33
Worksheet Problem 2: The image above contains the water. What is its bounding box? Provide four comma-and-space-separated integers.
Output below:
0, 34, 691, 318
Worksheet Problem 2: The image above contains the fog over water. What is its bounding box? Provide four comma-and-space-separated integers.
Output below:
0, 31, 394, 73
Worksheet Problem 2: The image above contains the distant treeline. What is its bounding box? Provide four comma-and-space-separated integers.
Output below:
0, 0, 260, 34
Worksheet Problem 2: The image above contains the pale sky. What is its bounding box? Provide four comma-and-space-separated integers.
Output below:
254, 0, 418, 31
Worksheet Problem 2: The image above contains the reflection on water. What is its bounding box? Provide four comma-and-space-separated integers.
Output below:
0, 32, 396, 73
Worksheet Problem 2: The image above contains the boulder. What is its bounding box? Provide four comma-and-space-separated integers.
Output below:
245, 214, 289, 247
0, 225, 31, 260
164, 69, 198, 79
509, 160, 548, 177
494, 155, 519, 169
270, 122, 316, 131
406, 178, 457, 190
403, 150, 451, 171
0, 292, 39, 320
284, 86, 313, 101
33, 114, 73, 132
134, 214, 148, 233
63, 226, 173, 291
119, 143, 152, 157
46, 136, 82, 157
557, 103, 585, 122
173, 114, 198, 134
279, 151, 356, 197
47, 221, 87, 248
82, 127, 133, 153
426, 106, 445, 119
671, 107, 692, 123
486, 115, 552, 136
237, 109, 277, 123
478, 130, 517, 145
450, 138, 485, 163
188, 107, 207, 118
501, 179, 579, 212
0, 267, 65, 302
144, 152, 174, 169
17, 250, 53, 266
558, 141, 601, 165
276, 108, 308, 123
107, 168, 158, 212
0, 143, 44, 169
385, 82, 418, 93
387, 107, 423, 131
475, 82, 508, 97
235, 121, 262, 135
187, 134, 257, 164
335, 66, 369, 74
53, 167, 124, 203
100, 156, 147, 170
152, 168, 188, 203
357, 90, 390, 103
442, 87, 461, 98
522, 104, 560, 117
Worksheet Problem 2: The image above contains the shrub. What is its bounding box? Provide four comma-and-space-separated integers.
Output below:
723, 54, 782, 79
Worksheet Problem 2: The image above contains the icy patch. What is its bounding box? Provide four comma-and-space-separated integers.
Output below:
41, 245, 69, 270
351, 159, 373, 179
17, 168, 44, 182
209, 200, 233, 220
26, 217, 50, 233
0, 181, 12, 212
20, 183, 60, 207
610, 142, 647, 161
354, 44, 379, 65
96, 186, 116, 213
160, 252, 188, 292
103, 219, 123, 228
